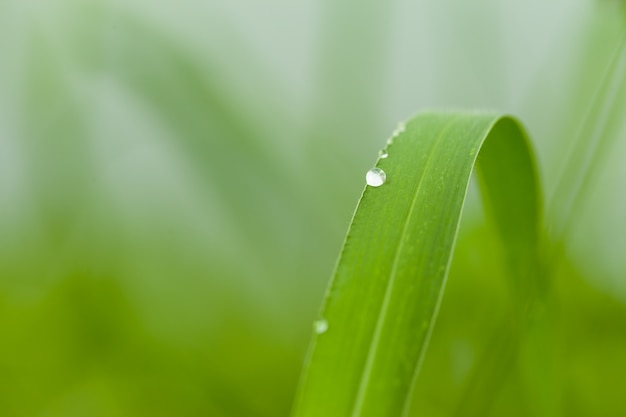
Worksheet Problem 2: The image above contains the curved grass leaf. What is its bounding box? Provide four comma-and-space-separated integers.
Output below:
291, 111, 544, 417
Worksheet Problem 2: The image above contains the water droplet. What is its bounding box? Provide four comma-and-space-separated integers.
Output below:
379, 150, 388, 159
314, 319, 328, 334
366, 168, 386, 187
392, 122, 406, 137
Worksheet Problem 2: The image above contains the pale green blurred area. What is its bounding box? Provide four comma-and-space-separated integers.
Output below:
0, 0, 625, 416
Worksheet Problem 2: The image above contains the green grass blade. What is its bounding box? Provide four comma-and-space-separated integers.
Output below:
291, 111, 543, 417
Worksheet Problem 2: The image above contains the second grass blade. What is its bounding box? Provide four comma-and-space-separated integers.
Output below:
291, 111, 543, 417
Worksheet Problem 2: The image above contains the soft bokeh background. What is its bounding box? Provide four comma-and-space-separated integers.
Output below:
0, 0, 625, 415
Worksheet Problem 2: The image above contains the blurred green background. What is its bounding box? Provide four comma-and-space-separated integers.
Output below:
0, 0, 625, 415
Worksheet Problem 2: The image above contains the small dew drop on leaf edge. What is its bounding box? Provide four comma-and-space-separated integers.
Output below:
366, 168, 386, 187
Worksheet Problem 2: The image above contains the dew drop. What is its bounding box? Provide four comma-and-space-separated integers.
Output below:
314, 319, 328, 334
366, 167, 386, 187
379, 149, 388, 159
392, 122, 406, 137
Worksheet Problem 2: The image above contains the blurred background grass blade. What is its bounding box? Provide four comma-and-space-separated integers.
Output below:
548, 30, 626, 240
291, 112, 543, 417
